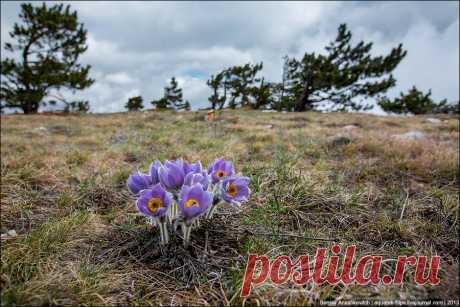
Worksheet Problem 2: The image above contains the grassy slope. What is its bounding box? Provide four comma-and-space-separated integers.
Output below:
1, 110, 458, 305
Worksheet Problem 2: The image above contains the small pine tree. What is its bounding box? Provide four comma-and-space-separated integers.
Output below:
164, 77, 183, 108
432, 101, 459, 115
378, 86, 451, 115
64, 100, 90, 113
125, 96, 144, 111
175, 100, 191, 111
151, 77, 188, 110
151, 97, 169, 109
207, 72, 228, 110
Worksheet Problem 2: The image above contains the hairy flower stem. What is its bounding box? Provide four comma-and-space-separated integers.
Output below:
206, 198, 223, 219
167, 193, 179, 223
158, 216, 169, 245
182, 220, 193, 248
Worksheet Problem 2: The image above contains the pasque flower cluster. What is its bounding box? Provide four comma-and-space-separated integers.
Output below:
127, 158, 250, 246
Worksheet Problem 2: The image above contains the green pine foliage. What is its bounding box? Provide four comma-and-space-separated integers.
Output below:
207, 24, 407, 112
207, 71, 228, 110
178, 100, 191, 111
152, 77, 189, 110
286, 24, 407, 111
164, 77, 184, 109
0, 3, 94, 114
378, 86, 457, 115
64, 100, 90, 113
207, 63, 264, 109
151, 77, 191, 111
125, 96, 144, 111
151, 97, 169, 110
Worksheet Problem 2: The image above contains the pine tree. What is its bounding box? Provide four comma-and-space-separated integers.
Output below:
151, 97, 169, 109
151, 77, 188, 110
378, 86, 452, 114
227, 63, 263, 109
180, 100, 191, 111
125, 96, 144, 111
270, 56, 294, 111
207, 71, 228, 110
64, 100, 90, 113
0, 3, 94, 114
286, 24, 407, 112
249, 77, 273, 109
207, 63, 263, 109
164, 77, 183, 109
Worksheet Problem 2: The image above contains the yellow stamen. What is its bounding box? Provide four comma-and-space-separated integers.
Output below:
185, 198, 200, 208
227, 184, 238, 197
147, 197, 163, 213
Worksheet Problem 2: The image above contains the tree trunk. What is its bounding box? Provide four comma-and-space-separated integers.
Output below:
22, 101, 39, 114
294, 87, 308, 112
294, 85, 314, 112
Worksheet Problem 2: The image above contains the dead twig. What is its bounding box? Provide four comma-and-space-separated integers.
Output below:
399, 189, 410, 224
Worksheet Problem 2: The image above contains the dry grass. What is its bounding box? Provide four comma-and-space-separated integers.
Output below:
1, 110, 459, 305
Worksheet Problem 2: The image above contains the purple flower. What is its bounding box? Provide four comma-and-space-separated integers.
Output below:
184, 160, 203, 175
184, 171, 209, 191
136, 183, 171, 217
178, 183, 212, 218
208, 158, 234, 183
149, 160, 162, 183
127, 171, 153, 194
221, 176, 251, 205
159, 159, 187, 190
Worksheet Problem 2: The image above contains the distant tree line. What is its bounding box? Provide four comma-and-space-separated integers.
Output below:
206, 24, 458, 114
124, 77, 191, 112
378, 86, 458, 115
1, 3, 457, 115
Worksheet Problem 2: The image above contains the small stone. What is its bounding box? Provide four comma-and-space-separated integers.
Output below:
426, 118, 441, 124
329, 136, 352, 147
343, 124, 359, 130
393, 131, 425, 140
47, 125, 74, 135
110, 133, 128, 144
7, 230, 17, 237
259, 124, 273, 129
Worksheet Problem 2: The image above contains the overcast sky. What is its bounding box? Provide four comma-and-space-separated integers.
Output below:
1, 1, 459, 113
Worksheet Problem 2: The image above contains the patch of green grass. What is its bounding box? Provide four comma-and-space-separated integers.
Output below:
66, 150, 89, 167
1, 212, 90, 304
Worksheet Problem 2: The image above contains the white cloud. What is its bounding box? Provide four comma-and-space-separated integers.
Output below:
105, 72, 137, 85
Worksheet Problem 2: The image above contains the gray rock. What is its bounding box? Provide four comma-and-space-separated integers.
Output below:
47, 125, 75, 135
35, 126, 47, 132
343, 124, 359, 130
393, 131, 425, 140
426, 118, 441, 124
329, 136, 352, 147
259, 124, 274, 129
7, 229, 17, 237
110, 133, 128, 144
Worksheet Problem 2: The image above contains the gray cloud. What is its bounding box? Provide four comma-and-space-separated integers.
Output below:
1, 1, 458, 113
